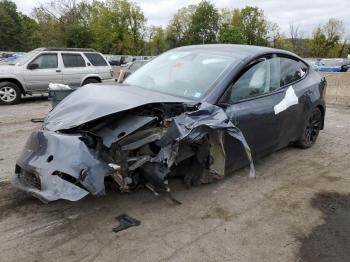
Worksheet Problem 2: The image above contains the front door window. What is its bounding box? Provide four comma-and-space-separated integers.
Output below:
30, 54, 58, 69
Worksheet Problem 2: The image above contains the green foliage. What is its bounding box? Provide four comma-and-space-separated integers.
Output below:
0, 0, 37, 51
0, 0, 347, 58
166, 5, 195, 48
149, 26, 168, 55
19, 14, 40, 51
189, 1, 219, 44
310, 18, 344, 57
218, 24, 246, 44
240, 6, 269, 46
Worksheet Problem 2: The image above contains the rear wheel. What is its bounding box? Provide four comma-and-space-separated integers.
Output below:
82, 78, 100, 86
295, 108, 322, 148
0, 82, 22, 105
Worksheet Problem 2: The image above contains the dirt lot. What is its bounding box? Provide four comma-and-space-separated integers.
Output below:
0, 98, 350, 262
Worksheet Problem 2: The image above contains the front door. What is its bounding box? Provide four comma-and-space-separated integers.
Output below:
221, 56, 286, 172
23, 53, 63, 91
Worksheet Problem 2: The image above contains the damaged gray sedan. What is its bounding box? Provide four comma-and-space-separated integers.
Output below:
13, 45, 326, 202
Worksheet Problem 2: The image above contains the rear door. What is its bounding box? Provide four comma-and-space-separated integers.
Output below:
23, 52, 63, 91
61, 53, 92, 86
83, 53, 111, 80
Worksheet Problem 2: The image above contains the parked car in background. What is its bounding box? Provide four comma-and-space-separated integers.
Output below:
117, 60, 149, 82
314, 58, 350, 72
119, 56, 155, 67
121, 55, 136, 65
343, 59, 350, 72
0, 52, 14, 64
104, 55, 123, 66
3, 52, 25, 63
0, 48, 113, 105
13, 44, 326, 202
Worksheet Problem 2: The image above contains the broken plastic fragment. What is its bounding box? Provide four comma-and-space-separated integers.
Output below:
112, 214, 141, 233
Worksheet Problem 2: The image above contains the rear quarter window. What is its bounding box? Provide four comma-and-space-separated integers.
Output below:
84, 53, 108, 66
280, 57, 308, 87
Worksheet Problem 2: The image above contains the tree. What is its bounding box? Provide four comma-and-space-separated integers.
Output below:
32, 0, 94, 48
190, 1, 219, 44
309, 18, 344, 57
289, 23, 301, 50
309, 27, 328, 57
217, 8, 245, 44
19, 14, 40, 51
0, 0, 346, 57
30, 0, 146, 54
90, 0, 146, 54
0, 0, 40, 51
0, 0, 23, 50
150, 26, 168, 55
240, 6, 269, 46
219, 8, 233, 26
166, 5, 196, 48
231, 8, 242, 28
218, 24, 246, 44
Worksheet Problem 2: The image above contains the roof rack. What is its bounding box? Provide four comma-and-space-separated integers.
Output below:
34, 47, 97, 52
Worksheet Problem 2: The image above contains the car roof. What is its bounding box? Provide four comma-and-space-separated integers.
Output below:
33, 47, 97, 52
173, 44, 298, 60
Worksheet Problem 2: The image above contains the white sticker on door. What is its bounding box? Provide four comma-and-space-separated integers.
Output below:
274, 86, 298, 115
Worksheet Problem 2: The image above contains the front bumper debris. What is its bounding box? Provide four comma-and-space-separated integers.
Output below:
13, 130, 112, 202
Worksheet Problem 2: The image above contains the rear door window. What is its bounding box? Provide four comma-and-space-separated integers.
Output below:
62, 53, 86, 67
84, 53, 108, 66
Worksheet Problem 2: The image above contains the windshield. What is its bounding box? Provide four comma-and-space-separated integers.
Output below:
9, 51, 38, 65
124, 50, 236, 100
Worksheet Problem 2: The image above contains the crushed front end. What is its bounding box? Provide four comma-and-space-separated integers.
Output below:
13, 99, 254, 202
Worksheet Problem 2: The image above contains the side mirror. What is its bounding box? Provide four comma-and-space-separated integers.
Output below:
27, 63, 39, 70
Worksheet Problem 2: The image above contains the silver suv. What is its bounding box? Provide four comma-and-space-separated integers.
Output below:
0, 48, 113, 105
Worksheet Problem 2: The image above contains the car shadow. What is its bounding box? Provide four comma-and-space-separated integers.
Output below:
20, 95, 49, 104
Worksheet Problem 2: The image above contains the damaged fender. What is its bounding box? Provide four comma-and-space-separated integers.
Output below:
155, 102, 255, 180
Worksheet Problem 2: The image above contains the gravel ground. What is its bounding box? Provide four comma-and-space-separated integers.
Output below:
0, 98, 349, 262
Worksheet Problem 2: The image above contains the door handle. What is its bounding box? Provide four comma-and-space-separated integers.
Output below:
56, 69, 61, 73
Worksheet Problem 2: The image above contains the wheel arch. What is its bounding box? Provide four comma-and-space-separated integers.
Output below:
316, 104, 325, 130
80, 75, 102, 86
0, 78, 25, 95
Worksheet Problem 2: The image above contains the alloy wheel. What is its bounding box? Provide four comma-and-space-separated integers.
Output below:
305, 110, 322, 145
0, 86, 17, 103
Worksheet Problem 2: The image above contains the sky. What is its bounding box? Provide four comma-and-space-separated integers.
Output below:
13, 0, 350, 37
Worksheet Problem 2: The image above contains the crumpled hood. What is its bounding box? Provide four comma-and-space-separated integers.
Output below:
44, 84, 191, 131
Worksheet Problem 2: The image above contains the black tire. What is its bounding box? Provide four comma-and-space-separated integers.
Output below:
0, 81, 22, 105
82, 78, 100, 86
295, 107, 322, 149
